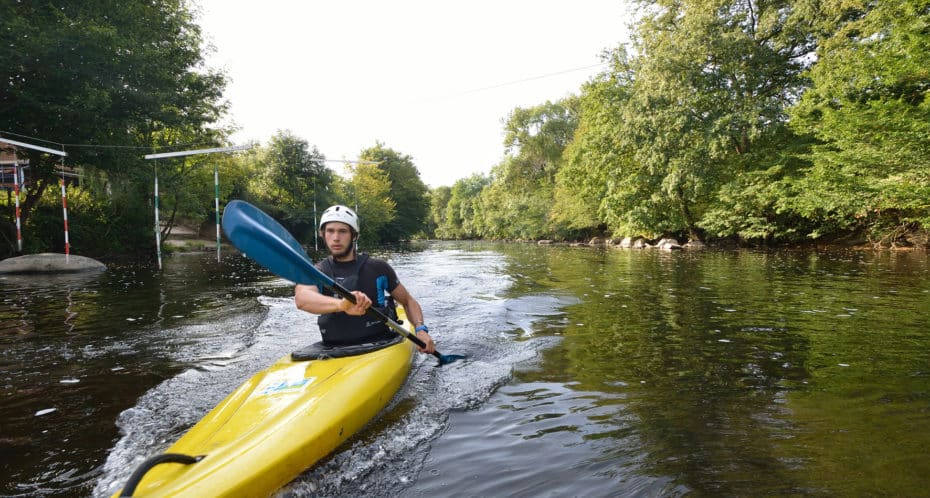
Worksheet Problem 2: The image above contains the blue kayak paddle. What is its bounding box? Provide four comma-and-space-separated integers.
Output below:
221, 199, 465, 366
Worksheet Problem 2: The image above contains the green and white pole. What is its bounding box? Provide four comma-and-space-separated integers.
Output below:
60, 177, 70, 262
144, 144, 252, 269
154, 164, 162, 270
214, 164, 221, 262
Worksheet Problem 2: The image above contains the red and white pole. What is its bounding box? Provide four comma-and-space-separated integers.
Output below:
60, 177, 70, 260
13, 163, 22, 252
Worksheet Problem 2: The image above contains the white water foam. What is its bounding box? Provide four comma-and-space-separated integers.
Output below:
93, 295, 315, 497
96, 248, 569, 498
276, 248, 569, 497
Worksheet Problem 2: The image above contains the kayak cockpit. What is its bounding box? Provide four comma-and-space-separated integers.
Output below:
290, 335, 403, 361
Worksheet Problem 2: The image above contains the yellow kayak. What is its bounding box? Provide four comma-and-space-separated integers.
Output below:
113, 312, 415, 497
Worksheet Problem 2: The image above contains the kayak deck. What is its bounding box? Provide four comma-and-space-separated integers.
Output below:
114, 316, 415, 497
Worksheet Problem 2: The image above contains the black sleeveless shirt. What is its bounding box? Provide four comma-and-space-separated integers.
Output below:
315, 254, 400, 346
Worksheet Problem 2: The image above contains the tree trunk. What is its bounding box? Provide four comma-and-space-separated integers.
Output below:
676, 184, 702, 242
19, 177, 51, 230
161, 195, 179, 242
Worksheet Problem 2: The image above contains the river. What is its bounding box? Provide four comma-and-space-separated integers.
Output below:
1, 243, 929, 497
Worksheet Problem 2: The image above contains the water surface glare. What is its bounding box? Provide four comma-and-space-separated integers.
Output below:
1, 244, 928, 497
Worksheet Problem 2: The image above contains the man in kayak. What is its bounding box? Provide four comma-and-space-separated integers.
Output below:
295, 204, 436, 354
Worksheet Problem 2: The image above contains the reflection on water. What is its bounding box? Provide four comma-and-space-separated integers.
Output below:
0, 253, 276, 498
415, 246, 930, 497
2, 245, 929, 497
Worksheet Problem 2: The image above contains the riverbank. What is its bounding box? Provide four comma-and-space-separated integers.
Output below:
535, 226, 930, 252
161, 223, 227, 253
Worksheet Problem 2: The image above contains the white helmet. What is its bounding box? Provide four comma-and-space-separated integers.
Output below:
319, 205, 359, 233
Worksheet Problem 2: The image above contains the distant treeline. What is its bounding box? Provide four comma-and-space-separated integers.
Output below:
2, 1, 927, 259
428, 0, 929, 248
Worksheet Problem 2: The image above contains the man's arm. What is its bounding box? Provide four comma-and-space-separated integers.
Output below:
295, 284, 370, 316
390, 283, 436, 353
389, 283, 423, 326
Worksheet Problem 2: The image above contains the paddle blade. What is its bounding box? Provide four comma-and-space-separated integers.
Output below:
436, 353, 467, 366
221, 200, 334, 287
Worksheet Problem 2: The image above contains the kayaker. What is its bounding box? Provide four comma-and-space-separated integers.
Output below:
295, 204, 437, 354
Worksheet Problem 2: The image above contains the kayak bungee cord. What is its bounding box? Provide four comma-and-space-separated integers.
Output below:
119, 453, 204, 497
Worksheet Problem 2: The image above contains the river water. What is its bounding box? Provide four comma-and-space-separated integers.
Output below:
1, 243, 929, 497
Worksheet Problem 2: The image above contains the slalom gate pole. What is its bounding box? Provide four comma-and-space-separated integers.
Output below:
60, 177, 70, 262
214, 165, 221, 262
13, 162, 22, 252
154, 164, 162, 270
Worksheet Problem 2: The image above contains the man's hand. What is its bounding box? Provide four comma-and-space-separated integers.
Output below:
416, 330, 436, 354
339, 290, 371, 316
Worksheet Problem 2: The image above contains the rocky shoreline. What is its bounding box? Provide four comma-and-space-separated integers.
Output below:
535, 228, 930, 252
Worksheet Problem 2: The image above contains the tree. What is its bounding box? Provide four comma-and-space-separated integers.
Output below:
427, 186, 452, 237
554, 49, 634, 238
478, 163, 554, 240
789, 0, 930, 243
340, 162, 396, 246
0, 0, 227, 252
614, 0, 815, 241
250, 131, 333, 240
478, 100, 578, 240
359, 143, 429, 242
502, 100, 578, 186
142, 128, 250, 248
437, 174, 490, 239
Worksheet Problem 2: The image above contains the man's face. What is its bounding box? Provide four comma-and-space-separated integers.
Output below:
322, 222, 354, 259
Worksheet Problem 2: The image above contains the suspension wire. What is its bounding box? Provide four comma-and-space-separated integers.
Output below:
0, 129, 219, 152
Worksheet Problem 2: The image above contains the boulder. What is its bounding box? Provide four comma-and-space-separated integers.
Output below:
683, 240, 706, 250
631, 238, 651, 249
0, 253, 106, 274
656, 238, 683, 251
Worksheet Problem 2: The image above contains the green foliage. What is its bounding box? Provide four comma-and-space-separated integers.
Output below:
339, 162, 396, 246
790, 0, 930, 241
554, 49, 634, 237
423, 0, 927, 246
478, 160, 553, 240
0, 0, 229, 256
6, 178, 152, 257
435, 174, 491, 239
0, 0, 227, 242
5, 0, 928, 253
423, 0, 929, 247
471, 100, 578, 240
611, 0, 814, 241
247, 131, 334, 241
426, 186, 451, 237
502, 100, 578, 185
698, 128, 815, 243
360, 143, 429, 242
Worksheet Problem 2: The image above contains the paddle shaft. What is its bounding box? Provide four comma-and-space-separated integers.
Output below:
324, 279, 440, 359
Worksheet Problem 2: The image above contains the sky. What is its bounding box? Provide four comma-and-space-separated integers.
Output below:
195, 0, 633, 188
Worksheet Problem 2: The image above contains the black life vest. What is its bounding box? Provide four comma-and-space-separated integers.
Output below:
316, 254, 396, 346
